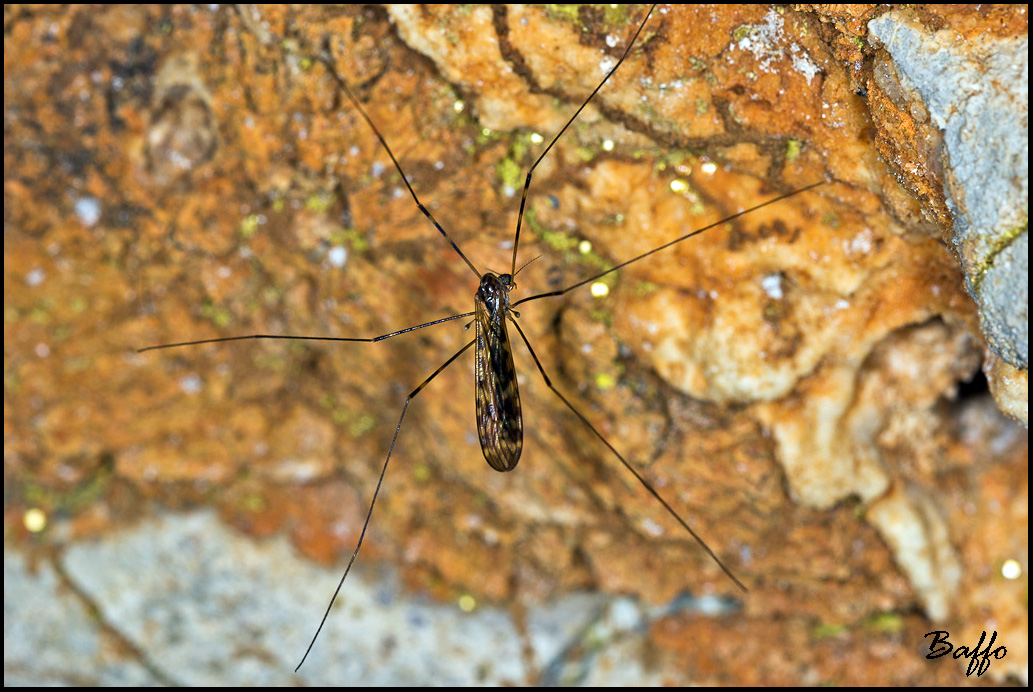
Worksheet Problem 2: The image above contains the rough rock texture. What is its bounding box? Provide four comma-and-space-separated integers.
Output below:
4, 4, 1027, 685
866, 6, 1029, 400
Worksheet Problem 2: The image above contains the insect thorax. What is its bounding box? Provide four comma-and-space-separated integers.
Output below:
476, 272, 515, 319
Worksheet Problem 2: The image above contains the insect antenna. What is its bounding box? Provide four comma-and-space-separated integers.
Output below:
513, 254, 541, 278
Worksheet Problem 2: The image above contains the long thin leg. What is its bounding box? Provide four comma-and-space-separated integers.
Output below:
137, 310, 475, 353
508, 318, 748, 593
295, 337, 477, 672
316, 45, 481, 281
513, 181, 825, 310
509, 4, 656, 277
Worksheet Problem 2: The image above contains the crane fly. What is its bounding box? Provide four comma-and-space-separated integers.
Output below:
139, 4, 824, 671
473, 271, 523, 471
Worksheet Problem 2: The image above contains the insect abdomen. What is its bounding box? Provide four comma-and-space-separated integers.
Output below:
474, 273, 523, 472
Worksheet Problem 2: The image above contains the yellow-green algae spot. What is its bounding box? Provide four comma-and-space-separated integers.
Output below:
785, 138, 803, 162
239, 213, 260, 239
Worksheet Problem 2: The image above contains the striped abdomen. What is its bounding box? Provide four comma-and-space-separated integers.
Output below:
473, 272, 522, 472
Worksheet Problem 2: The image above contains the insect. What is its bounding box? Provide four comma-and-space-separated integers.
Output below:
139, 4, 824, 671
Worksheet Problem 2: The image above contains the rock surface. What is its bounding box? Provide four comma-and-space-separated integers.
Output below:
4, 4, 1027, 685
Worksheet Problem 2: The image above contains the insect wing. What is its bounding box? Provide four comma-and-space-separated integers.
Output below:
474, 295, 523, 472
